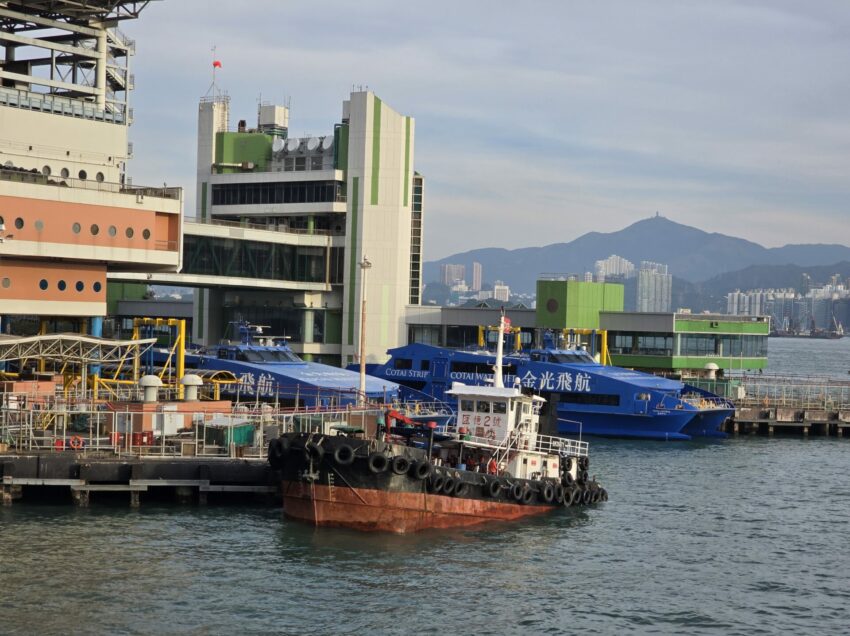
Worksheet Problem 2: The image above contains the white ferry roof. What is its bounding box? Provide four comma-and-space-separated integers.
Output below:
446, 383, 546, 403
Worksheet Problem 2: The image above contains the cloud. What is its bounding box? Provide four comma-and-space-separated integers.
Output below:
126, 0, 850, 258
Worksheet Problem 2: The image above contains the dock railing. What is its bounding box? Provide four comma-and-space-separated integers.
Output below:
0, 394, 385, 460
443, 423, 589, 458
687, 375, 850, 410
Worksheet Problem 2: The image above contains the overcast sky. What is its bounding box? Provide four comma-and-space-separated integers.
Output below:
126, 0, 850, 260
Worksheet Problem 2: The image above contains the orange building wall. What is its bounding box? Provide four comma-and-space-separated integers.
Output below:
0, 259, 105, 302
0, 194, 174, 251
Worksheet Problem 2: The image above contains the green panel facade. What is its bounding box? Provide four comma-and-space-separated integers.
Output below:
536, 280, 625, 330
675, 319, 769, 335
106, 282, 147, 315
334, 123, 349, 172
214, 132, 273, 173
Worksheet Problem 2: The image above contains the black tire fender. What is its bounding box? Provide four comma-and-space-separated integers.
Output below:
540, 482, 555, 504
391, 456, 411, 475
367, 452, 388, 473
411, 460, 432, 480
487, 478, 502, 498
333, 444, 355, 466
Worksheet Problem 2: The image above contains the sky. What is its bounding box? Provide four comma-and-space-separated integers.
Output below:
126, 0, 850, 260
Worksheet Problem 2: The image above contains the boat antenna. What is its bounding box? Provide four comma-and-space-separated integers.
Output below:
494, 310, 507, 388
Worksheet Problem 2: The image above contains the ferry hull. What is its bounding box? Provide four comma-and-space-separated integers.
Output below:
680, 409, 733, 438
556, 410, 696, 441
282, 482, 556, 533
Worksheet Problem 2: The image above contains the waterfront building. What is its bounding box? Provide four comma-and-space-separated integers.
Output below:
0, 2, 181, 336
601, 312, 769, 373
536, 277, 624, 330
636, 261, 672, 313
191, 89, 419, 365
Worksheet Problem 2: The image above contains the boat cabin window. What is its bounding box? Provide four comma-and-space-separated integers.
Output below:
217, 349, 229, 359
393, 358, 413, 370
476, 401, 490, 413
460, 400, 475, 412
522, 403, 530, 415
492, 401, 507, 414
237, 351, 264, 363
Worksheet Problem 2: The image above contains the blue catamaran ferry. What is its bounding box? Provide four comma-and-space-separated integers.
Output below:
182, 322, 399, 407
362, 323, 733, 440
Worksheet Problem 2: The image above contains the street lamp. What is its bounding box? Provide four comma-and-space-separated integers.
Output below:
358, 254, 372, 404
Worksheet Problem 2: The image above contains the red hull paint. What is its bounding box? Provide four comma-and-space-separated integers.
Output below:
282, 481, 557, 533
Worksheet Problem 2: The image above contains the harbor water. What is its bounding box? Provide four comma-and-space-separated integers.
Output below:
3, 338, 849, 635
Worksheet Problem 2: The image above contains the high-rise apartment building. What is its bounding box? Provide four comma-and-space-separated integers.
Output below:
440, 263, 465, 286
471, 262, 482, 291
636, 261, 672, 312
595, 254, 635, 279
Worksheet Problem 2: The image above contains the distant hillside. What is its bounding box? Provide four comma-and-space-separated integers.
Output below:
699, 261, 850, 296
424, 216, 850, 293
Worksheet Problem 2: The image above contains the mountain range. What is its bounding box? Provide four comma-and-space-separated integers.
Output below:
424, 216, 850, 296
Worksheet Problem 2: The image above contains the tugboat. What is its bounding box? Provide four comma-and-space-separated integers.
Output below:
269, 316, 607, 533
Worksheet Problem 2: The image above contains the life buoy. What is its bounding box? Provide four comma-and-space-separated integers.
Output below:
453, 480, 468, 497
487, 478, 502, 498
69, 436, 84, 450
540, 482, 555, 503
391, 456, 411, 475
367, 452, 388, 473
333, 444, 355, 466
410, 460, 432, 480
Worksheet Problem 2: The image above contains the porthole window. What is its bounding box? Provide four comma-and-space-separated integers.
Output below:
126, 227, 134, 238
1, 277, 10, 289
142, 229, 151, 240
58, 280, 67, 291
72, 222, 81, 234
39, 279, 48, 290
76, 281, 84, 292
78, 170, 87, 180
14, 217, 23, 230
35, 220, 44, 231
0, 215, 5, 227
60, 168, 69, 179
108, 225, 117, 237
96, 172, 105, 183
42, 166, 51, 176
90, 224, 99, 235
93, 282, 102, 293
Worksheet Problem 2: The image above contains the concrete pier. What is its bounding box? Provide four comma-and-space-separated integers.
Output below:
727, 407, 850, 437
0, 454, 278, 506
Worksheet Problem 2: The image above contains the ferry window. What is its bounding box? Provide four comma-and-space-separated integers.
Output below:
393, 358, 413, 370
237, 351, 264, 362
257, 350, 278, 362
460, 400, 474, 412
561, 392, 621, 406
420, 360, 430, 371
523, 404, 530, 415
493, 401, 507, 414
476, 401, 491, 413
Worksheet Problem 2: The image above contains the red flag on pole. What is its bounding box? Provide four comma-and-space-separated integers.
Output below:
212, 60, 222, 69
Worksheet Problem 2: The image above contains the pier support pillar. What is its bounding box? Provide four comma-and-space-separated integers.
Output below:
768, 425, 774, 437
2, 485, 14, 506
130, 491, 140, 509
802, 426, 809, 437
72, 489, 90, 507
838, 428, 844, 438
198, 490, 208, 506
733, 421, 739, 434
175, 486, 194, 504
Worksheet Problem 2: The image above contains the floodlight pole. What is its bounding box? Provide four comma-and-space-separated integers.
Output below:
358, 255, 372, 405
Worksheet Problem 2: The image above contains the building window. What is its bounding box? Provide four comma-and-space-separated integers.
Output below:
1, 277, 10, 288
14, 217, 23, 230
96, 172, 105, 182
75, 281, 84, 292
61, 168, 69, 178
79, 170, 87, 180
142, 229, 151, 240
211, 180, 346, 206
126, 227, 134, 238
58, 280, 67, 291
93, 282, 102, 292
108, 226, 117, 237
90, 224, 99, 235
42, 166, 51, 176
39, 279, 48, 290
72, 222, 81, 234
35, 220, 44, 231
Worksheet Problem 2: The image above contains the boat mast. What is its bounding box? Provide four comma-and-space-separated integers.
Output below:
494, 312, 506, 388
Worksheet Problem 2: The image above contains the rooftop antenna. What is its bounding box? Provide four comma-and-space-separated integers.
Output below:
204, 45, 224, 98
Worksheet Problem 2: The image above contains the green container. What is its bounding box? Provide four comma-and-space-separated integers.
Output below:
205, 423, 255, 447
